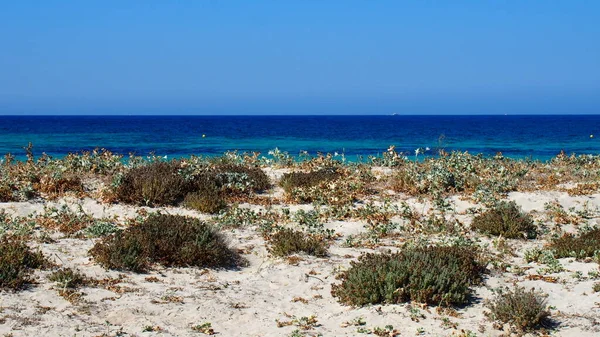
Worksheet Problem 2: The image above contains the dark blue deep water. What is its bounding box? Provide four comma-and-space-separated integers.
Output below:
1, 115, 600, 161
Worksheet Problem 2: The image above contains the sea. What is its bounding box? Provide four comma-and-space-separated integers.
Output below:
1, 115, 599, 162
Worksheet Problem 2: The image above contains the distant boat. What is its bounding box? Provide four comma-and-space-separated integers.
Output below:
392, 113, 399, 116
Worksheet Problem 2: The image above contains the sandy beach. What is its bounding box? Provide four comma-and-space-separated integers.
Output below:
1, 151, 600, 337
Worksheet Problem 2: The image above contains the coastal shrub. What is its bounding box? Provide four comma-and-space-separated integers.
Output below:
116, 161, 188, 206
549, 228, 600, 259
331, 245, 485, 306
184, 191, 226, 214
486, 286, 550, 331
184, 175, 227, 214
268, 229, 328, 257
0, 237, 47, 290
48, 268, 87, 289
213, 164, 270, 194
471, 201, 536, 239
90, 214, 242, 272
279, 168, 341, 194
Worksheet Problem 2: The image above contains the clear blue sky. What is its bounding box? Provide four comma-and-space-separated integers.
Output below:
1, 1, 599, 115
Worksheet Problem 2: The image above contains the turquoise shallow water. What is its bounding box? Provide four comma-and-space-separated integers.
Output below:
1, 115, 600, 161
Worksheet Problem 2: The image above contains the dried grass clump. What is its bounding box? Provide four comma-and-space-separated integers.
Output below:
471, 201, 536, 239
35, 174, 84, 199
331, 245, 485, 306
0, 237, 47, 290
549, 228, 600, 259
486, 286, 551, 331
116, 161, 188, 206
268, 229, 328, 257
89, 214, 242, 272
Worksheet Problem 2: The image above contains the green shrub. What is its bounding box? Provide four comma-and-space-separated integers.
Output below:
486, 286, 550, 331
0, 237, 47, 290
268, 229, 328, 257
331, 245, 485, 306
549, 228, 600, 259
471, 201, 536, 239
213, 164, 270, 193
89, 214, 242, 272
116, 161, 189, 206
279, 168, 340, 194
48, 268, 87, 289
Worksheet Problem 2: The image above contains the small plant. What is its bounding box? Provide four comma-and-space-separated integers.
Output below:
471, 201, 536, 239
83, 221, 121, 238
48, 268, 87, 289
268, 229, 328, 257
191, 322, 215, 335
0, 237, 47, 290
90, 214, 243, 272
593, 282, 600, 292
331, 245, 485, 306
549, 228, 600, 259
485, 285, 550, 331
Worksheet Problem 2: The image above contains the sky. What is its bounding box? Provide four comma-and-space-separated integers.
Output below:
0, 1, 599, 115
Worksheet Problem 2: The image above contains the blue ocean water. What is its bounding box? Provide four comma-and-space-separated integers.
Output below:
1, 115, 599, 161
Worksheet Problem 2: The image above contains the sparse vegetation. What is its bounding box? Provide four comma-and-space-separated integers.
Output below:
89, 214, 243, 272
471, 201, 536, 239
3, 146, 600, 334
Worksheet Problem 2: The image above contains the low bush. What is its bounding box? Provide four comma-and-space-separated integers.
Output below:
213, 164, 270, 194
89, 214, 242, 272
48, 267, 87, 289
116, 161, 188, 206
0, 237, 47, 290
184, 173, 227, 213
549, 228, 600, 259
471, 201, 536, 239
331, 245, 485, 306
268, 229, 328, 257
279, 168, 340, 194
486, 285, 550, 331
184, 190, 226, 214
